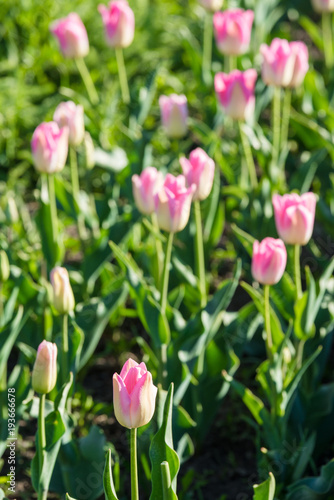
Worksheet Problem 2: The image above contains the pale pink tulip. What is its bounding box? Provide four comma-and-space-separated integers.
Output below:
132, 167, 164, 215
154, 174, 195, 233
272, 193, 317, 246
199, 0, 224, 12
260, 38, 296, 87
289, 42, 309, 88
180, 148, 215, 201
54, 101, 85, 147
159, 94, 188, 139
50, 267, 75, 314
311, 0, 334, 12
252, 237, 287, 285
98, 1, 135, 48
113, 358, 157, 429
214, 69, 257, 121
213, 9, 254, 56
50, 13, 89, 59
32, 341, 58, 394
31, 122, 69, 174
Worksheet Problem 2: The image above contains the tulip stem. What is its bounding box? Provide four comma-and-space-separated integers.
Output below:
272, 86, 281, 170
294, 244, 302, 301
38, 393, 47, 500
202, 12, 213, 85
47, 174, 59, 249
194, 200, 207, 308
70, 147, 86, 242
115, 48, 130, 104
160, 232, 174, 317
130, 428, 139, 500
264, 285, 273, 363
75, 57, 99, 105
322, 13, 334, 68
62, 314, 69, 387
151, 213, 163, 288
238, 121, 258, 189
281, 88, 292, 154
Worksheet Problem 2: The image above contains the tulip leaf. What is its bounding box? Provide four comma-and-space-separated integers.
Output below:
103, 448, 119, 500
66, 495, 78, 500
287, 459, 334, 499
149, 384, 180, 500
253, 472, 276, 500
161, 461, 178, 500
0, 306, 27, 386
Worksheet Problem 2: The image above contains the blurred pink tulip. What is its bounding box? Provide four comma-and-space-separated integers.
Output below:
214, 69, 257, 121
199, 0, 223, 12
53, 101, 85, 147
272, 193, 317, 245
289, 42, 309, 88
252, 237, 287, 285
180, 148, 215, 201
159, 94, 188, 139
50, 13, 89, 59
113, 358, 157, 429
213, 9, 254, 56
132, 167, 164, 215
311, 0, 334, 12
260, 38, 296, 87
31, 122, 69, 174
154, 174, 195, 233
98, 1, 135, 48
32, 341, 58, 394
50, 267, 75, 314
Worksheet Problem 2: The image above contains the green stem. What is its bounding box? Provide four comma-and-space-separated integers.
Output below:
264, 285, 273, 363
115, 48, 130, 104
294, 244, 302, 301
272, 86, 281, 169
130, 428, 139, 500
47, 174, 58, 247
70, 147, 86, 242
238, 121, 258, 189
228, 55, 236, 71
297, 338, 306, 369
160, 232, 174, 317
62, 314, 69, 386
194, 200, 207, 308
161, 462, 172, 500
38, 393, 47, 500
202, 12, 213, 85
322, 12, 334, 68
151, 213, 163, 288
281, 88, 292, 153
75, 58, 99, 105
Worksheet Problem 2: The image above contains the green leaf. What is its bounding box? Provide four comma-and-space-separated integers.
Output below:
66, 495, 78, 500
103, 448, 119, 500
94, 147, 128, 173
149, 384, 180, 500
0, 306, 27, 382
45, 410, 66, 450
253, 472, 276, 500
161, 461, 178, 500
287, 459, 334, 499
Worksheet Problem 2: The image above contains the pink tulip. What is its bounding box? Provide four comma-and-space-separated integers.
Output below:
132, 167, 164, 215
98, 1, 135, 48
154, 174, 195, 233
50, 267, 75, 315
32, 341, 58, 394
53, 101, 85, 147
214, 69, 257, 121
311, 0, 334, 12
213, 9, 254, 56
31, 122, 69, 174
199, 0, 224, 12
180, 148, 215, 201
260, 38, 296, 87
289, 42, 309, 88
272, 193, 317, 246
159, 94, 188, 139
252, 237, 287, 285
113, 358, 157, 429
50, 13, 89, 59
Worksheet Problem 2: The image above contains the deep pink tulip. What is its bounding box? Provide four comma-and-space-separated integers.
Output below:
132, 167, 164, 215
31, 122, 69, 174
32, 341, 58, 394
260, 38, 297, 87
252, 237, 287, 285
180, 148, 215, 201
113, 358, 157, 429
98, 1, 135, 48
213, 9, 254, 56
50, 13, 89, 59
272, 193, 317, 246
289, 42, 309, 88
311, 0, 334, 12
154, 174, 195, 233
214, 69, 257, 121
199, 0, 223, 12
54, 101, 85, 147
159, 94, 188, 139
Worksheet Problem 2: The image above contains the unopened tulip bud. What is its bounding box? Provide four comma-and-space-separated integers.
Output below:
252, 237, 287, 285
32, 341, 58, 394
311, 0, 334, 12
31, 122, 69, 174
283, 347, 292, 365
215, 69, 257, 121
272, 193, 316, 246
50, 13, 89, 59
50, 267, 75, 314
113, 358, 157, 428
53, 101, 85, 147
5, 196, 19, 224
98, 1, 135, 48
132, 167, 164, 215
84, 132, 95, 170
0, 250, 10, 282
180, 148, 215, 201
159, 94, 188, 139
199, 0, 224, 12
260, 38, 296, 87
213, 9, 254, 56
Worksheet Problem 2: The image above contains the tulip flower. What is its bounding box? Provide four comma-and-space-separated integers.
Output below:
159, 94, 188, 139
214, 69, 257, 121
132, 167, 164, 215
311, 0, 334, 67
32, 341, 58, 395
98, 0, 135, 48
289, 42, 309, 88
252, 237, 287, 286
53, 101, 85, 147
260, 38, 296, 88
311, 0, 334, 12
213, 9, 254, 56
180, 148, 215, 202
31, 122, 69, 175
50, 267, 75, 315
50, 13, 89, 59
199, 0, 223, 11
